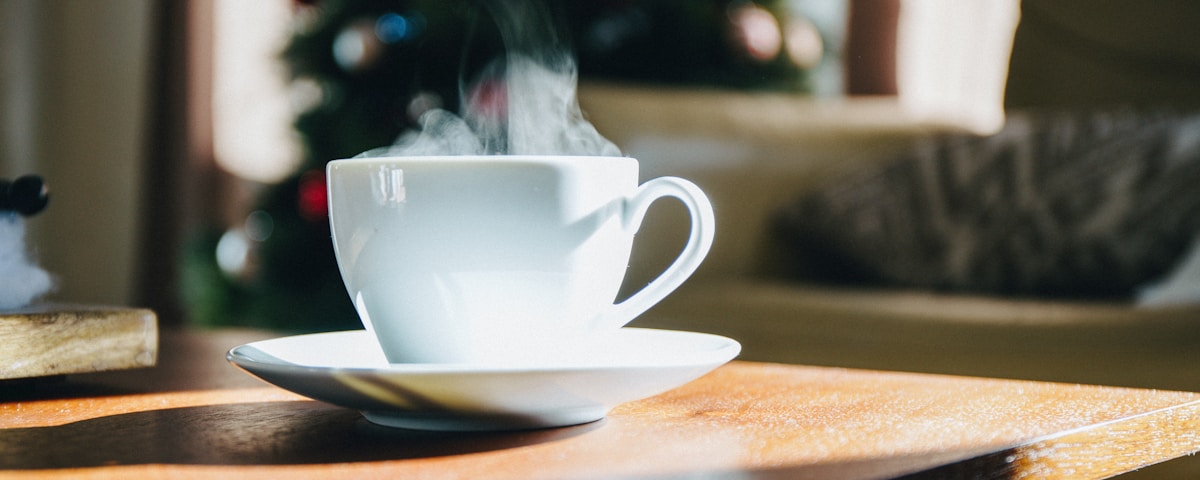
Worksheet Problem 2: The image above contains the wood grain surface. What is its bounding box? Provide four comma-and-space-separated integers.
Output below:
0, 305, 157, 380
0, 329, 1197, 479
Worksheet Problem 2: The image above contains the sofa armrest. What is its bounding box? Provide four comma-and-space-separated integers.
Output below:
635, 279, 1200, 391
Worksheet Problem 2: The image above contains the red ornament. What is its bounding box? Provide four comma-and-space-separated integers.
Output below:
297, 170, 328, 222
465, 78, 508, 122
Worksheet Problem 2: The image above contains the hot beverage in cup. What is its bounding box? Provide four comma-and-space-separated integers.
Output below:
327, 155, 714, 364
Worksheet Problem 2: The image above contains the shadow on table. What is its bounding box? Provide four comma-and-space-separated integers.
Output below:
0, 400, 599, 468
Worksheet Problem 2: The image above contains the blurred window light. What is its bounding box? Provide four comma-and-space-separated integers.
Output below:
212, 0, 301, 183
896, 0, 1020, 134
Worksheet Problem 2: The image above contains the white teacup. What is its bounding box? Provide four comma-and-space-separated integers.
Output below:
327, 155, 714, 364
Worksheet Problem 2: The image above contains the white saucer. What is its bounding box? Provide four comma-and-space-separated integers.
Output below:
226, 328, 740, 431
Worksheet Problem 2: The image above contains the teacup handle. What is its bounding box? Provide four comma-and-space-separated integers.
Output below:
602, 176, 715, 329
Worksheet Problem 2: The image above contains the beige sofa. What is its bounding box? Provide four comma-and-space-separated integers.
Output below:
579, 84, 1200, 393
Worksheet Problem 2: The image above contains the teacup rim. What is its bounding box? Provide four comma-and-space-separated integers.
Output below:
329, 154, 635, 164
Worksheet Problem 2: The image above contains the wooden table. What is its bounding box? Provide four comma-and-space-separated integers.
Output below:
2, 328, 1199, 479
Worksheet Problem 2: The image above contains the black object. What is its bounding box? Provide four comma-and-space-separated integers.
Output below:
0, 175, 50, 216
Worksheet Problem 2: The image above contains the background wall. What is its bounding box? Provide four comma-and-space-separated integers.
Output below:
1005, 0, 1200, 109
0, 0, 1018, 313
0, 0, 152, 306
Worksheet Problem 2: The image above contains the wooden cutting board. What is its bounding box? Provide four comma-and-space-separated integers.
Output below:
0, 305, 157, 380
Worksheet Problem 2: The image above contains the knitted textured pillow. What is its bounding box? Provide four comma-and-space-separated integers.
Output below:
773, 110, 1200, 299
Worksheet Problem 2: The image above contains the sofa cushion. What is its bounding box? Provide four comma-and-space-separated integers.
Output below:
773, 109, 1200, 300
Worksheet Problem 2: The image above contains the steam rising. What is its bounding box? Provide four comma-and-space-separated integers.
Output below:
357, 0, 620, 158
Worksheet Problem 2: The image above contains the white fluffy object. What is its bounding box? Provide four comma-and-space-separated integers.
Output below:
1138, 235, 1200, 307
0, 214, 53, 309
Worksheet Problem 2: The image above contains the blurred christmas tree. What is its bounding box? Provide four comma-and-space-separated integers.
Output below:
183, 0, 825, 332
